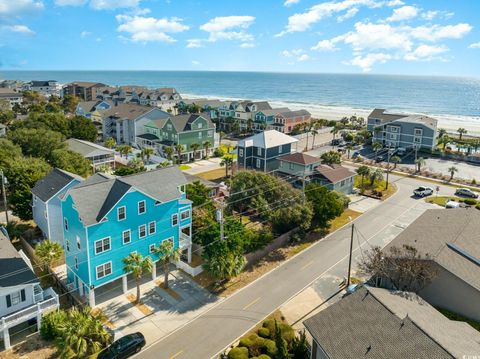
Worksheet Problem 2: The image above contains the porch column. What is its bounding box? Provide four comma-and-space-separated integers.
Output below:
78, 279, 84, 297
122, 275, 128, 294
88, 288, 95, 308
188, 245, 192, 264
2, 319, 10, 350
152, 262, 157, 280
36, 303, 42, 329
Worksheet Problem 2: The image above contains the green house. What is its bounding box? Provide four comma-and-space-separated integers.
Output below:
137, 113, 217, 161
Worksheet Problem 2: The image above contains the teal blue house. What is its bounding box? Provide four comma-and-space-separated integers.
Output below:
60, 167, 192, 307
253, 108, 289, 132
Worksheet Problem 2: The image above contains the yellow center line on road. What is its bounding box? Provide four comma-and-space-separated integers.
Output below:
300, 260, 314, 271
169, 350, 184, 359
242, 297, 261, 310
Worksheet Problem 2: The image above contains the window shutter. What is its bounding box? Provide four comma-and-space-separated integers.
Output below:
21, 289, 26, 302
6, 294, 11, 307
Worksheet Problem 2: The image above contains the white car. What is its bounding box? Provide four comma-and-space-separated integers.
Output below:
455, 188, 479, 198
445, 200, 461, 209
413, 186, 433, 197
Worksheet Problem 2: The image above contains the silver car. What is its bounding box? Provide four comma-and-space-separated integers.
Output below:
455, 188, 479, 198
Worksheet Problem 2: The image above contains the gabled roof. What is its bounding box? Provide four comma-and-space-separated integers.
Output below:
275, 109, 311, 118
99, 103, 154, 120
65, 81, 106, 88
30, 80, 57, 87
66, 138, 114, 158
368, 108, 407, 122
385, 208, 480, 291
256, 108, 290, 117
169, 113, 214, 132
77, 101, 98, 113
238, 130, 298, 149
278, 152, 320, 165
65, 167, 188, 226
0, 229, 39, 287
304, 287, 480, 359
315, 164, 355, 183
32, 168, 83, 202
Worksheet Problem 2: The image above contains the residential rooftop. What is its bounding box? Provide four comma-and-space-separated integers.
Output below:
99, 103, 156, 120
315, 164, 355, 183
66, 138, 114, 158
368, 108, 437, 129
31, 168, 83, 202
238, 129, 298, 148
278, 152, 320, 165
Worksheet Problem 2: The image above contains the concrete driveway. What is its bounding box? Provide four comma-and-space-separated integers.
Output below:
97, 269, 219, 346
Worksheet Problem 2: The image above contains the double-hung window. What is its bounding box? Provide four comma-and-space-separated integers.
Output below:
239, 149, 244, 157
181, 210, 191, 220
148, 221, 156, 235
172, 214, 179, 226
138, 200, 146, 215
118, 206, 126, 221
74, 256, 78, 270
76, 236, 81, 250
122, 230, 131, 244
149, 244, 155, 253
64, 218, 69, 231
95, 237, 111, 254
96, 262, 112, 279
139, 224, 146, 239
278, 145, 282, 154
256, 159, 261, 168
257, 147, 262, 156
7, 290, 25, 307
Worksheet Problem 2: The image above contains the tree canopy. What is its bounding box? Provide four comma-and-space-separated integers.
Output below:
51, 148, 91, 177
305, 183, 345, 228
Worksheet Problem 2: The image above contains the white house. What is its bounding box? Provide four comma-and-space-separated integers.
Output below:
21, 81, 61, 97
0, 228, 59, 351
0, 89, 22, 109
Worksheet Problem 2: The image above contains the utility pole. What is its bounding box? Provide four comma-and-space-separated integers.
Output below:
0, 170, 8, 224
346, 222, 354, 287
216, 199, 225, 241
385, 145, 391, 190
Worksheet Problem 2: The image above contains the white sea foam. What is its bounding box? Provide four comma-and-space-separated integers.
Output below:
182, 92, 480, 136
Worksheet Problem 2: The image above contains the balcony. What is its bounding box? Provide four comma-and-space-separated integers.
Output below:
0, 287, 59, 331
179, 233, 191, 249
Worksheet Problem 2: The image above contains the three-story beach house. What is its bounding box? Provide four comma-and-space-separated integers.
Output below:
60, 167, 192, 307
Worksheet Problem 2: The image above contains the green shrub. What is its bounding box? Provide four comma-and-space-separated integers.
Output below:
228, 347, 249, 359
214, 147, 226, 157
262, 339, 277, 356
279, 323, 295, 342
258, 355, 272, 359
258, 327, 270, 339
476, 204, 480, 210
463, 198, 477, 206
247, 335, 266, 357
238, 337, 253, 348
40, 310, 67, 340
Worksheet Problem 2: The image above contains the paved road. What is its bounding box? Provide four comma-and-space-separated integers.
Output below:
138, 175, 455, 359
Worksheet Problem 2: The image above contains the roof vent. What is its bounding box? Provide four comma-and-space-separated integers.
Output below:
447, 243, 480, 267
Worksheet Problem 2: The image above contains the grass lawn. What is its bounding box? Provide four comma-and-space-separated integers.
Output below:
328, 208, 362, 232
178, 164, 191, 170
196, 168, 227, 181
354, 176, 397, 200
425, 195, 478, 207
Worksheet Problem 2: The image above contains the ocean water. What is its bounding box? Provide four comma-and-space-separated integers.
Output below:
2, 70, 480, 131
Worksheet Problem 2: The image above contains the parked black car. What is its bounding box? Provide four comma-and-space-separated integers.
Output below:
97, 333, 146, 359
375, 155, 384, 163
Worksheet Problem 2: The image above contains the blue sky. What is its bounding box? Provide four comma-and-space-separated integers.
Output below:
0, 0, 479, 76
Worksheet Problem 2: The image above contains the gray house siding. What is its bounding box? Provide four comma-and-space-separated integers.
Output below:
238, 143, 293, 172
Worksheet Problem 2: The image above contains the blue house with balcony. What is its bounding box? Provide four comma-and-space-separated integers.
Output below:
31, 169, 83, 245
60, 167, 192, 307
76, 100, 113, 119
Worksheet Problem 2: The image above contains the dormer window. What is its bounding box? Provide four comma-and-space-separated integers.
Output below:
138, 200, 146, 215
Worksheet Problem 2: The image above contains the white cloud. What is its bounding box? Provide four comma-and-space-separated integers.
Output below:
186, 39, 203, 48
282, 48, 310, 62
54, 0, 86, 5
284, 0, 300, 7
2, 25, 35, 35
337, 8, 359, 22
469, 42, 480, 49
90, 0, 139, 10
80, 31, 91, 38
386, 5, 418, 22
276, 0, 396, 36
0, 0, 44, 16
404, 44, 448, 61
116, 15, 189, 43
297, 54, 310, 61
386, 0, 403, 5
342, 22, 412, 52
409, 23, 472, 42
198, 15, 255, 44
349, 52, 392, 71
311, 39, 339, 51
240, 42, 255, 48
191, 60, 200, 66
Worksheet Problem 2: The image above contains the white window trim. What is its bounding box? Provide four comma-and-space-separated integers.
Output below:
257, 147, 262, 156
239, 149, 244, 157
138, 200, 146, 215
180, 209, 191, 220
149, 244, 155, 253
117, 206, 126, 221
256, 159, 261, 168
122, 230, 131, 244
94, 237, 111, 255
172, 213, 179, 226
139, 224, 147, 239
148, 221, 156, 235
96, 261, 112, 280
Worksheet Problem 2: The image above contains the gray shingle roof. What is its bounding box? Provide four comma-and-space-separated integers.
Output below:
0, 229, 39, 287
66, 138, 114, 158
170, 113, 214, 132
99, 103, 154, 120
32, 168, 83, 202
368, 108, 407, 123
66, 166, 187, 225
275, 109, 311, 118
304, 287, 461, 359
385, 208, 480, 291
315, 164, 355, 183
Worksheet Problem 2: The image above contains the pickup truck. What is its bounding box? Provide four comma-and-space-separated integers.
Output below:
413, 186, 433, 197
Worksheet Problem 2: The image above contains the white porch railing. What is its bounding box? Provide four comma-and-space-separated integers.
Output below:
179, 233, 191, 249
0, 288, 59, 331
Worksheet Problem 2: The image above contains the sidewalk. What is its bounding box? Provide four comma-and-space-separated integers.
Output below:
98, 270, 220, 346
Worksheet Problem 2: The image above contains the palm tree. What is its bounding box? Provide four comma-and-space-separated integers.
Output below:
372, 142, 383, 157
438, 134, 450, 150
218, 131, 225, 146
457, 127, 467, 140
448, 166, 458, 181
153, 240, 180, 289
104, 137, 116, 149
220, 154, 234, 178
116, 144, 132, 159
356, 165, 371, 193
122, 253, 153, 304
369, 168, 384, 186
437, 128, 447, 139
190, 143, 201, 161
175, 144, 184, 163
203, 141, 212, 159
311, 128, 319, 149
204, 251, 246, 280
142, 147, 154, 163
35, 240, 63, 272
346, 144, 354, 159
330, 126, 339, 140
391, 155, 401, 169
156, 161, 170, 168
163, 146, 174, 161
415, 157, 426, 172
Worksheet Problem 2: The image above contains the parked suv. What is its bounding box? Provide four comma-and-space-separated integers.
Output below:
413, 186, 433, 197
455, 188, 479, 198
97, 333, 146, 359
